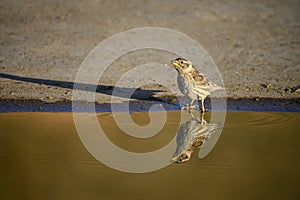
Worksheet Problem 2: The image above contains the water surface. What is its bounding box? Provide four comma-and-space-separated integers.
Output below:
0, 112, 299, 200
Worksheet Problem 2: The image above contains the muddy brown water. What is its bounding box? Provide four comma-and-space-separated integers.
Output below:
0, 112, 299, 200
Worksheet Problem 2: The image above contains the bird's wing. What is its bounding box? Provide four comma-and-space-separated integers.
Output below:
190, 68, 210, 88
191, 67, 224, 91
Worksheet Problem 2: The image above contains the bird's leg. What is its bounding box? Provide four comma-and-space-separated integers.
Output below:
189, 110, 196, 120
181, 99, 197, 111
200, 98, 207, 113
190, 99, 194, 107
200, 111, 204, 125
181, 104, 190, 110
189, 99, 197, 110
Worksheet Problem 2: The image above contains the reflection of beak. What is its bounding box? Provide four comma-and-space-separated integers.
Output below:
171, 60, 179, 67
171, 156, 178, 162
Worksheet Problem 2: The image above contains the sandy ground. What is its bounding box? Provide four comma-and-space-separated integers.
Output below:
0, 0, 299, 104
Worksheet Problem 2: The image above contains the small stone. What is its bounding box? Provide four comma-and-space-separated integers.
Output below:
171, 98, 178, 103
261, 83, 272, 88
267, 84, 272, 88
282, 101, 290, 105
261, 84, 267, 88
234, 43, 241, 48
290, 86, 300, 93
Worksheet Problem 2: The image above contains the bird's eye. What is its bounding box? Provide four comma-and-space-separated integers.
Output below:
180, 61, 183, 64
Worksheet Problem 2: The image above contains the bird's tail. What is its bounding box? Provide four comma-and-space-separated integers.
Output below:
209, 83, 225, 92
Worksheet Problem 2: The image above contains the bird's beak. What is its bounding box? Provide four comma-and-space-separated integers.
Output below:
171, 60, 180, 67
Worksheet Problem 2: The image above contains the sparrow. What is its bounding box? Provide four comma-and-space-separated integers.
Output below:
171, 58, 224, 112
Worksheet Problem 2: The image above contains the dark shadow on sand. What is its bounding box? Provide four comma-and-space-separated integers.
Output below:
0, 72, 164, 101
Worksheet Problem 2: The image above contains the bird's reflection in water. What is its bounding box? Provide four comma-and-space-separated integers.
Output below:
171, 111, 222, 163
